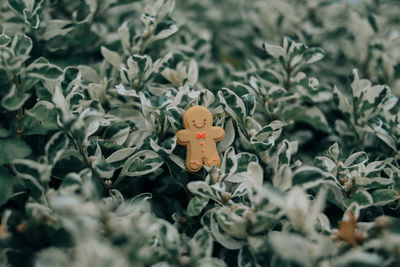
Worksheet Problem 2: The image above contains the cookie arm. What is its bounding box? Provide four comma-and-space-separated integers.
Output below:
210, 126, 225, 141
176, 129, 191, 144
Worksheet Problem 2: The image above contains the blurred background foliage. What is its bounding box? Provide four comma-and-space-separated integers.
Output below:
0, 0, 400, 266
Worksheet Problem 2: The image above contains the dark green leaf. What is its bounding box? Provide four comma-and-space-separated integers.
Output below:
11, 33, 32, 56
0, 167, 14, 206
187, 196, 209, 217
0, 138, 32, 164
0, 34, 11, 46
292, 167, 323, 185
371, 189, 399, 205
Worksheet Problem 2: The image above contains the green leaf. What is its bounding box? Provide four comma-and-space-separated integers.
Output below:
45, 132, 69, 164
275, 140, 297, 169
11, 33, 32, 56
0, 167, 14, 206
216, 206, 249, 239
344, 190, 373, 208
303, 47, 325, 64
104, 122, 131, 146
258, 70, 280, 84
131, 54, 152, 76
26, 57, 63, 80
101, 46, 122, 69
351, 70, 369, 99
61, 67, 80, 95
0, 34, 11, 46
0, 68, 11, 93
23, 0, 46, 29
12, 159, 49, 195
217, 118, 234, 152
251, 184, 285, 209
0, 47, 21, 70
0, 138, 32, 164
328, 143, 340, 161
356, 177, 392, 189
371, 189, 399, 205
152, 20, 178, 41
1, 85, 30, 111
190, 228, 213, 258
8, 0, 25, 15
88, 83, 107, 103
23, 9, 40, 28
0, 125, 9, 138
122, 150, 163, 177
292, 167, 323, 186
314, 156, 336, 173
187, 196, 209, 217
150, 138, 176, 156
242, 94, 256, 117
94, 159, 115, 179
360, 85, 389, 114
166, 107, 183, 131
268, 232, 312, 267
262, 42, 284, 58
220, 146, 237, 176
343, 152, 368, 168
333, 86, 351, 118
106, 148, 137, 164
210, 210, 246, 250
218, 87, 246, 124
235, 153, 258, 174
187, 181, 225, 204
54, 150, 86, 178
250, 120, 283, 151
238, 246, 259, 267
25, 100, 59, 131
298, 106, 330, 133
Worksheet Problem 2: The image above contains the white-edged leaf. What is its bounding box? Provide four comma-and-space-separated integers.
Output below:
268, 232, 312, 267
250, 121, 283, 151
101, 46, 122, 69
106, 148, 137, 163
122, 150, 163, 177
1, 85, 30, 111
344, 152, 368, 168
187, 196, 209, 217
218, 87, 247, 124
220, 147, 237, 176
210, 210, 246, 250
262, 42, 284, 58
45, 132, 69, 164
217, 118, 235, 152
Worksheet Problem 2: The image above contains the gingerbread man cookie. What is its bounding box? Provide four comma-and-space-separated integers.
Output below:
176, 106, 225, 172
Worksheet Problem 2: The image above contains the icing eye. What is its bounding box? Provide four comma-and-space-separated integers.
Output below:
192, 120, 195, 123
203, 118, 206, 122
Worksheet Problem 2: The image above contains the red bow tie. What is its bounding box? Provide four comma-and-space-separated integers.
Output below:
196, 132, 206, 139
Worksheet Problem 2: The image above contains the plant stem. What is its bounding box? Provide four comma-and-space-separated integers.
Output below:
284, 64, 292, 90
67, 131, 107, 194
16, 108, 24, 138
13, 74, 24, 138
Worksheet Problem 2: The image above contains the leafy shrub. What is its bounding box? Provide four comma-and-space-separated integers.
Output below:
1, 0, 400, 266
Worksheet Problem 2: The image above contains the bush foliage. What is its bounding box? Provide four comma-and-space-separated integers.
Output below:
1, 0, 400, 266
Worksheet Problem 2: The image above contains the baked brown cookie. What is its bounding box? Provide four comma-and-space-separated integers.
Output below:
176, 106, 225, 172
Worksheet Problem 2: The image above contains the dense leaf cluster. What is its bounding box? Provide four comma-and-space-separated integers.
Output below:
1, 0, 400, 266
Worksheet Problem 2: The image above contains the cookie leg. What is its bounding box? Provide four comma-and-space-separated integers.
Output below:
186, 150, 203, 172
204, 148, 221, 168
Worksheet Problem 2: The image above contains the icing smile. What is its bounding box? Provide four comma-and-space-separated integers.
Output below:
193, 122, 206, 128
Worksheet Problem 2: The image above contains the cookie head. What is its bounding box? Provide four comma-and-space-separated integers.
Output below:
184, 106, 213, 129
